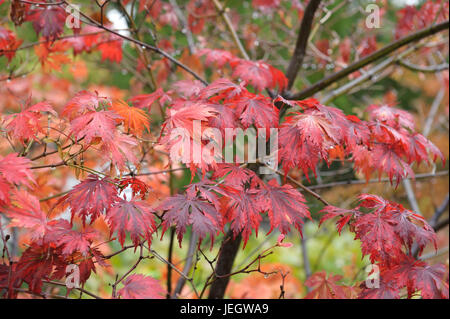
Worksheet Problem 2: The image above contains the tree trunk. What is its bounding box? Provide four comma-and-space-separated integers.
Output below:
208, 230, 242, 299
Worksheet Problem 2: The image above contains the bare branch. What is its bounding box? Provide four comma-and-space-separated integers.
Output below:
284, 0, 322, 91
288, 20, 449, 100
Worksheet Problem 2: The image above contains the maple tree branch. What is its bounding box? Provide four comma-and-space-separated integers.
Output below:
397, 59, 449, 73
169, 0, 195, 54
207, 229, 242, 299
306, 170, 449, 190
429, 194, 449, 230
284, 0, 322, 91
112, 244, 144, 298
288, 20, 450, 100
212, 0, 250, 60
172, 232, 198, 298
43, 280, 102, 299
17, 0, 64, 5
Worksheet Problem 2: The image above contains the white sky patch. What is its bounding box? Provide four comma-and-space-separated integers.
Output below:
107, 8, 130, 37
393, 0, 421, 5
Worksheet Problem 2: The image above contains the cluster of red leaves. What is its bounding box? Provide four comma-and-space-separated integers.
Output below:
277, 98, 443, 184
197, 49, 288, 92
395, 0, 449, 39
1, 188, 108, 296
159, 174, 311, 248
320, 194, 448, 299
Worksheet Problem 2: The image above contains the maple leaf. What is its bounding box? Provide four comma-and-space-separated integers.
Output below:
383, 255, 449, 299
5, 190, 48, 240
26, 6, 66, 40
212, 163, 258, 187
110, 99, 150, 136
208, 102, 238, 135
106, 197, 157, 247
231, 59, 286, 91
319, 206, 358, 234
279, 109, 340, 178
3, 100, 56, 144
367, 104, 415, 130
160, 193, 222, 246
129, 88, 171, 110
305, 271, 351, 299
34, 40, 72, 72
197, 48, 234, 68
185, 179, 225, 209
97, 38, 123, 63
118, 274, 165, 299
234, 93, 279, 129
352, 206, 404, 264
392, 208, 436, 255
258, 179, 311, 235
62, 90, 109, 120
70, 110, 122, 144
60, 174, 119, 226
0, 153, 35, 187
119, 178, 150, 199
349, 194, 438, 264
173, 80, 205, 99
100, 132, 138, 170
0, 26, 23, 62
221, 187, 264, 247
369, 143, 415, 185
200, 78, 246, 100
358, 279, 400, 299
14, 242, 66, 294
50, 220, 98, 256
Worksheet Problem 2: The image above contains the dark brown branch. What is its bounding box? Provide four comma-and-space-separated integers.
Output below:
306, 170, 449, 190
285, 0, 322, 91
208, 230, 242, 299
288, 20, 450, 100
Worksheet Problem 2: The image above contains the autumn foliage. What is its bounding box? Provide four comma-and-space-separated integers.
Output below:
0, 0, 449, 300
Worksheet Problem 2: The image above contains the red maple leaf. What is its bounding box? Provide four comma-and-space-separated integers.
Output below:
106, 197, 157, 247
69, 110, 122, 144
60, 174, 119, 226
319, 206, 358, 234
14, 242, 66, 294
221, 187, 264, 247
258, 179, 311, 235
4, 100, 56, 144
97, 38, 123, 63
0, 26, 23, 62
197, 48, 234, 68
173, 80, 205, 99
26, 6, 66, 41
62, 90, 109, 120
119, 177, 150, 199
212, 163, 258, 187
305, 271, 351, 299
235, 93, 279, 129
160, 193, 222, 246
200, 78, 246, 100
51, 220, 99, 256
0, 153, 35, 188
118, 274, 165, 299
129, 88, 171, 110
6, 190, 48, 240
231, 59, 287, 91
